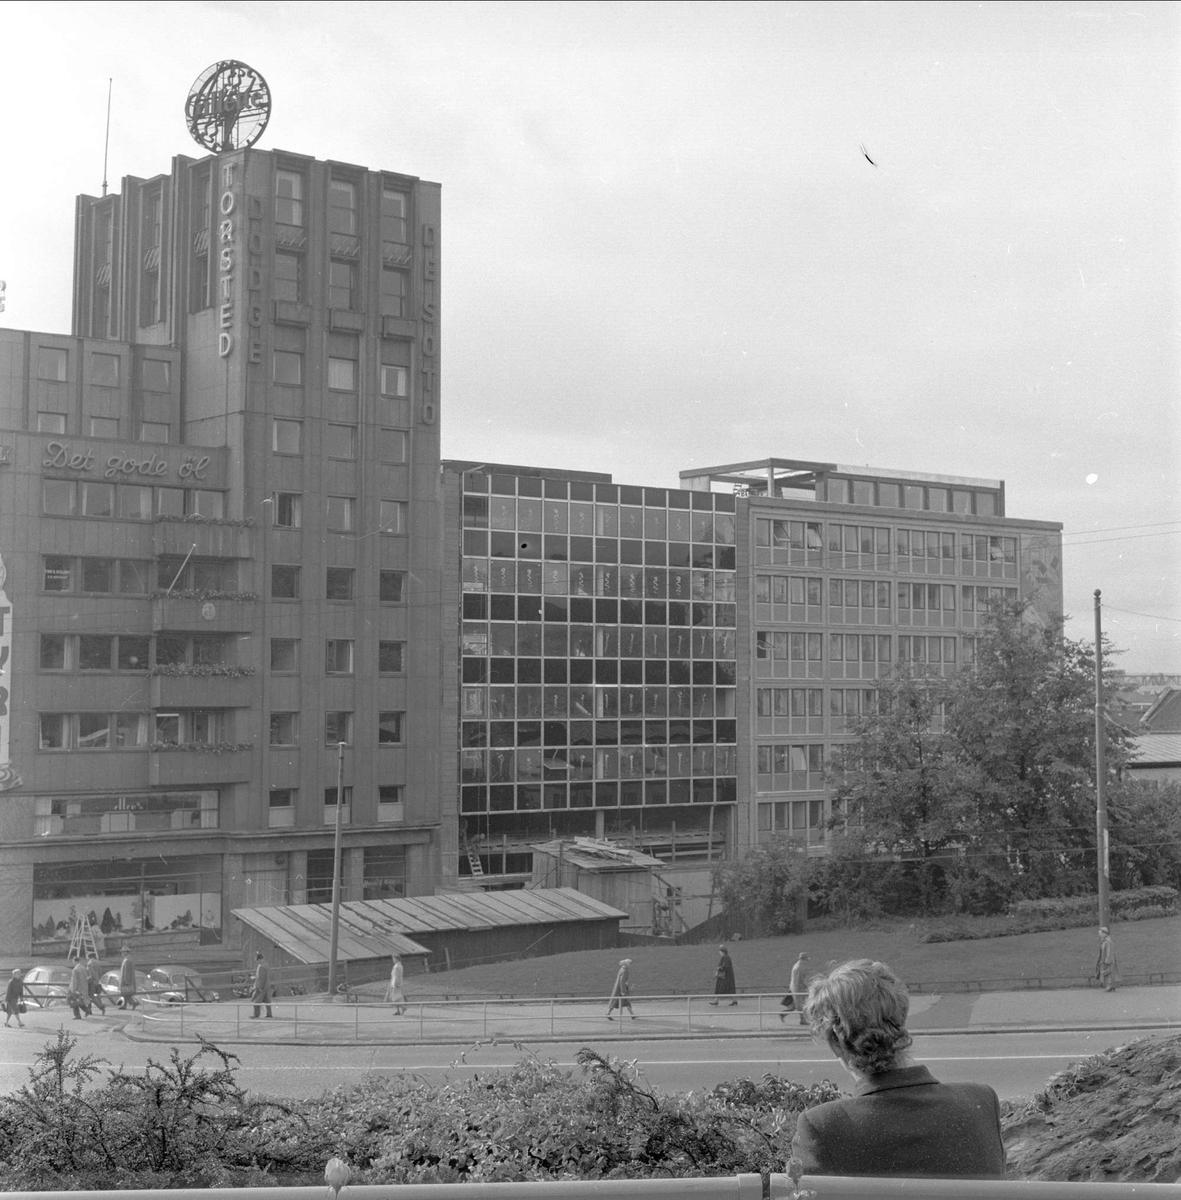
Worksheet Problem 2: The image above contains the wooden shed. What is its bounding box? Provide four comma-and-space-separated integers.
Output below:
530, 839, 665, 932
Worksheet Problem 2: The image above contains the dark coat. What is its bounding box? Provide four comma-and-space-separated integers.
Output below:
791, 1064, 1006, 1179
713, 951, 736, 995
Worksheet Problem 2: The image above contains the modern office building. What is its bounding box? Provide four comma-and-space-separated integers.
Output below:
444, 457, 1063, 906
0, 147, 445, 957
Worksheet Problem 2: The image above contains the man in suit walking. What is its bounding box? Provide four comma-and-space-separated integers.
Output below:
250, 952, 273, 1019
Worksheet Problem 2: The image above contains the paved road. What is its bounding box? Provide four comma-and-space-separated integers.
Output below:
0, 984, 1175, 1101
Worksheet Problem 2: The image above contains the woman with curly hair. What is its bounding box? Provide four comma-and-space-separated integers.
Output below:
791, 959, 1005, 1179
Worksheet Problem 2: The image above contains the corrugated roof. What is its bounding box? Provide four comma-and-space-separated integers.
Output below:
232, 886, 627, 965
1129, 732, 1181, 766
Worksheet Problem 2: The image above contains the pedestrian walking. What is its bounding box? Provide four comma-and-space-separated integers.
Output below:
605, 958, 636, 1020
118, 946, 138, 1009
250, 951, 273, 1018
4, 969, 25, 1027
86, 957, 106, 1014
710, 944, 737, 1005
68, 958, 92, 1020
385, 955, 406, 1015
1096, 926, 1119, 992
788, 951, 811, 1025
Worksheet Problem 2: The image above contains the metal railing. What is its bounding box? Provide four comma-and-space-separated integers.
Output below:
9, 1175, 1181, 1200
135, 992, 829, 1040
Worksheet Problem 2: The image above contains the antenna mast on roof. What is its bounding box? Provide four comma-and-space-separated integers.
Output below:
101, 78, 112, 197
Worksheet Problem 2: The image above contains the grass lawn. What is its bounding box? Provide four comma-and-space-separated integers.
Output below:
413, 914, 1181, 999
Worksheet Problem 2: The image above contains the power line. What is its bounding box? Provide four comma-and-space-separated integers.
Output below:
1103, 605, 1181, 625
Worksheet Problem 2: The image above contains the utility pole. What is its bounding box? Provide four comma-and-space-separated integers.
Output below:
327, 741, 346, 996
1093, 590, 1111, 930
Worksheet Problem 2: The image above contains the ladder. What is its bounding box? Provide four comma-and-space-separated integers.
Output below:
466, 844, 484, 879
67, 914, 100, 962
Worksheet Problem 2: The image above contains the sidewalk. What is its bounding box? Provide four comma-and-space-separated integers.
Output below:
72, 982, 1178, 1046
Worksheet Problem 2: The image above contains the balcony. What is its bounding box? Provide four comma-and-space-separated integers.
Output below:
152, 595, 256, 633
150, 671, 254, 709
148, 746, 253, 786
154, 518, 253, 560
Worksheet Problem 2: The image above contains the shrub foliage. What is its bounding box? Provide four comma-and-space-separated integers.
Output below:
0, 1034, 844, 1190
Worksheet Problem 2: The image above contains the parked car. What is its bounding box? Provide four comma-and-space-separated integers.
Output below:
20, 965, 72, 1008
147, 965, 215, 1002
99, 968, 165, 1006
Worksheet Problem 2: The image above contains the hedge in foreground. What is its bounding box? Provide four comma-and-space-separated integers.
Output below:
0, 1033, 843, 1190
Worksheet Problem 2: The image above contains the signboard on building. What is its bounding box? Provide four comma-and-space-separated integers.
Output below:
0, 552, 21, 791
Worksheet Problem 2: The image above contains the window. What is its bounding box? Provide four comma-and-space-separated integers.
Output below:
327, 495, 355, 532
379, 641, 405, 673
89, 417, 119, 438
381, 187, 408, 244
189, 489, 223, 519
329, 260, 356, 310
274, 252, 302, 303
379, 500, 406, 534
37, 413, 67, 434
39, 714, 68, 750
326, 567, 354, 600
43, 556, 73, 591
325, 423, 357, 459
380, 268, 407, 317
40, 635, 67, 669
140, 422, 169, 443
43, 479, 76, 516
119, 486, 153, 520
156, 487, 184, 517
117, 636, 149, 670
378, 428, 407, 462
328, 178, 357, 235
273, 492, 302, 528
142, 360, 171, 391
79, 635, 113, 671
268, 788, 296, 828
379, 570, 405, 602
326, 639, 354, 674
38, 348, 68, 381
271, 565, 300, 599
275, 169, 303, 226
273, 350, 302, 385
91, 353, 120, 387
323, 786, 353, 824
377, 784, 405, 823
271, 639, 299, 672
272, 419, 302, 454
378, 711, 404, 745
80, 559, 113, 592
327, 356, 356, 390
380, 365, 408, 397
269, 712, 299, 746
325, 711, 353, 745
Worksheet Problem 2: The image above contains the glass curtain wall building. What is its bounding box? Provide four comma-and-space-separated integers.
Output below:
450, 464, 741, 868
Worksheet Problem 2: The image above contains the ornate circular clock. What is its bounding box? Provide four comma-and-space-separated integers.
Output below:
185, 60, 272, 152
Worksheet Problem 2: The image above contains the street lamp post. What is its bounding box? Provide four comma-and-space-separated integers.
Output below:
1093, 590, 1111, 931
327, 741, 346, 996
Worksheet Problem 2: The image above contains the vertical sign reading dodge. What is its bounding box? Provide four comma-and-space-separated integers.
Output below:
0, 553, 20, 791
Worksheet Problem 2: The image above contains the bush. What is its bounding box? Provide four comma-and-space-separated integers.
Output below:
1008, 886, 1177, 921
0, 1035, 843, 1190
920, 902, 1177, 944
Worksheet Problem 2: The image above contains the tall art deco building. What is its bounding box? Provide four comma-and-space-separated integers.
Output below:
0, 144, 446, 956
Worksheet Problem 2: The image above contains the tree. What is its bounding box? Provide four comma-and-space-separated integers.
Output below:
826, 599, 1134, 914
945, 599, 1132, 901
711, 837, 810, 935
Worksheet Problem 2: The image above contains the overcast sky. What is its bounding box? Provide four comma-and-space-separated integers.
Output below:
1, 1, 1178, 672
